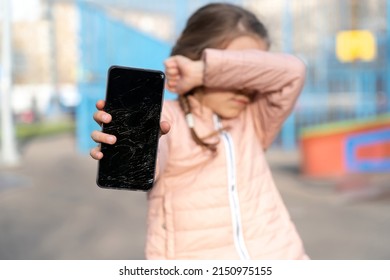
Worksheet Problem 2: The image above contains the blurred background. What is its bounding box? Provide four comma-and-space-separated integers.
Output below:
0, 0, 389, 259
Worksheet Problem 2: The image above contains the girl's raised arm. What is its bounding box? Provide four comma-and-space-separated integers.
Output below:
202, 49, 306, 149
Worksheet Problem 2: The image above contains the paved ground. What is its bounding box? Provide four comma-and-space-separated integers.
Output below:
0, 133, 389, 259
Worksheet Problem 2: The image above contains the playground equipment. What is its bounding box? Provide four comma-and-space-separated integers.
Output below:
300, 114, 390, 177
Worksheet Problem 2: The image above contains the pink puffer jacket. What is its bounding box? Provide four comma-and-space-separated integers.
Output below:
146, 48, 308, 259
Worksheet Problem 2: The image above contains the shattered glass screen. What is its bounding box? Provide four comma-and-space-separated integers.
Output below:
97, 66, 165, 191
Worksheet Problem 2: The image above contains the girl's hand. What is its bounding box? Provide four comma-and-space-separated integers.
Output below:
90, 100, 115, 160
164, 55, 204, 94
90, 100, 171, 160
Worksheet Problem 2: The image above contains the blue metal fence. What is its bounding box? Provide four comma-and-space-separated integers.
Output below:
76, 0, 390, 153
76, 1, 171, 152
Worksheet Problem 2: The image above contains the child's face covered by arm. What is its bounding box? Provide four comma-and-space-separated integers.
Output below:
194, 35, 268, 119
165, 35, 268, 119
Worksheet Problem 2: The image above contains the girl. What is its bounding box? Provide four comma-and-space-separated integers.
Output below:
91, 3, 308, 259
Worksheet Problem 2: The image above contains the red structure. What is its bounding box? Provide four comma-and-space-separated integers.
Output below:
300, 114, 390, 177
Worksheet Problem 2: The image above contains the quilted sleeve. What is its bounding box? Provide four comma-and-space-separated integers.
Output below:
202, 48, 306, 149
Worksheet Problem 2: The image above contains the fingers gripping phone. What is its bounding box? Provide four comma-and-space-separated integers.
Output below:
97, 66, 165, 191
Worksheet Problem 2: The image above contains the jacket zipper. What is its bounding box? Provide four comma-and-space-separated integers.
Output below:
217, 120, 251, 260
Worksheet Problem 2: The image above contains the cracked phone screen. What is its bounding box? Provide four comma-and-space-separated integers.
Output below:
97, 66, 165, 191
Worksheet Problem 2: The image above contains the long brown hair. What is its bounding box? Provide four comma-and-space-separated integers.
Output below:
172, 3, 269, 151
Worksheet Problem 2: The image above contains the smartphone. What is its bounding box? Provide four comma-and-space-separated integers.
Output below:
97, 65, 165, 191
